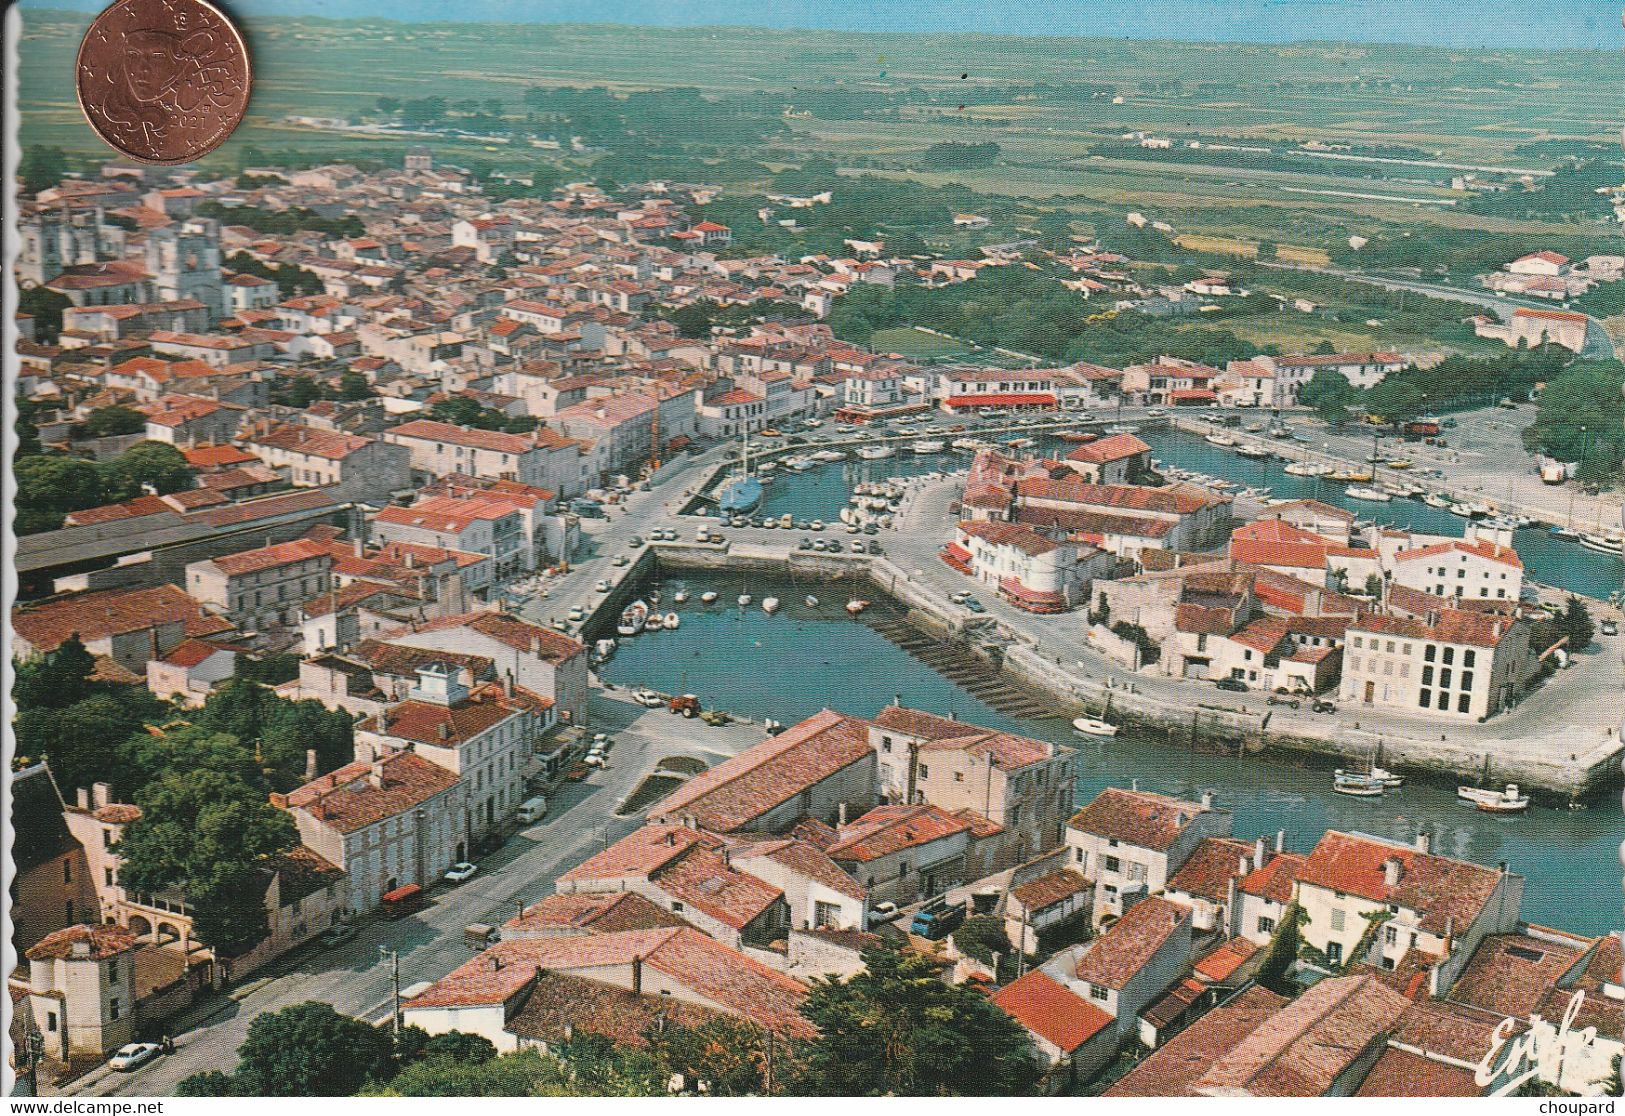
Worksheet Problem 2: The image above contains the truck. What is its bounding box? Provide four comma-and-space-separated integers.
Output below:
517, 796, 549, 824
910, 901, 966, 940
380, 883, 426, 920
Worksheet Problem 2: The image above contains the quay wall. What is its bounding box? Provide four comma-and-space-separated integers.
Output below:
643, 542, 1620, 802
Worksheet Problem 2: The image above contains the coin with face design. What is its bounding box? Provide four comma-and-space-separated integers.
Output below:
76, 0, 251, 165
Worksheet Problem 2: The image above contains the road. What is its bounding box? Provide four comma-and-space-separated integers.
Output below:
1257, 262, 1619, 361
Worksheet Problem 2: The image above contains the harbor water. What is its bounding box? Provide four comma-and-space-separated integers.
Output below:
599, 570, 1620, 936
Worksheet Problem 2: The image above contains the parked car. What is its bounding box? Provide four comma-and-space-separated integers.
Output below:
634, 688, 665, 707
850, 540, 866, 553
595, 580, 610, 593
910, 903, 966, 940
1602, 619, 1619, 637
628, 535, 645, 547
1311, 699, 1337, 714
109, 1043, 163, 1072
319, 923, 358, 948
867, 540, 882, 554
611, 554, 629, 567
962, 597, 985, 613
811, 519, 825, 531
799, 537, 814, 550
1266, 694, 1300, 709
867, 901, 899, 925
583, 754, 606, 768
1215, 678, 1249, 693
444, 862, 479, 884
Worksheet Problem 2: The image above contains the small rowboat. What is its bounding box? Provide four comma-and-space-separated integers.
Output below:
846, 599, 871, 616
1072, 717, 1119, 738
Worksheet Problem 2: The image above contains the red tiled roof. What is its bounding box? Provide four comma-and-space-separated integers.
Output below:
1239, 851, 1308, 903
504, 892, 689, 937
1068, 787, 1217, 851
827, 804, 970, 863
871, 706, 1056, 771
284, 751, 459, 834
1167, 837, 1255, 902
1020, 478, 1219, 515
383, 611, 585, 665
1010, 869, 1091, 911
652, 846, 784, 930
208, 537, 329, 577
959, 518, 1060, 556
1065, 432, 1151, 464
1106, 984, 1289, 1097
26, 923, 139, 961
505, 971, 722, 1048
1074, 896, 1190, 989
1193, 936, 1260, 983
1189, 974, 1410, 1097
12, 584, 230, 651
991, 971, 1112, 1052
559, 823, 712, 884
388, 418, 539, 454
1447, 931, 1590, 1019
1296, 831, 1506, 936
1354, 1048, 1481, 1097
249, 422, 377, 461
650, 709, 874, 832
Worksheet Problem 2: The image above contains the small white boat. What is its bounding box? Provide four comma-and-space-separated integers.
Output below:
1334, 779, 1384, 798
663, 612, 680, 629
814, 449, 846, 462
674, 589, 690, 604
1580, 533, 1623, 555
1345, 486, 1392, 503
762, 597, 780, 614
1339, 767, 1403, 789
805, 595, 819, 608
700, 590, 719, 604
1422, 493, 1451, 509
1072, 717, 1119, 738
856, 445, 895, 460
846, 599, 870, 615
738, 593, 753, 607
1002, 436, 1036, 448
758, 461, 778, 473
592, 638, 617, 663
913, 439, 947, 454
644, 613, 665, 631
616, 600, 649, 637
1460, 783, 1529, 812
1282, 461, 1322, 477
1236, 444, 1271, 458
1204, 433, 1237, 447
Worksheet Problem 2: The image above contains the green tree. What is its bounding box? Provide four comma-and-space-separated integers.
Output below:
14, 393, 44, 459
19, 145, 69, 194
232, 1003, 396, 1096
1256, 902, 1303, 994
18, 286, 72, 342
14, 455, 105, 534
116, 770, 297, 953
176, 1070, 248, 1097
365, 1050, 603, 1097
339, 371, 375, 401
195, 680, 352, 788
100, 442, 196, 501
795, 947, 1039, 1096
1561, 596, 1594, 653
120, 725, 261, 789
12, 689, 168, 796
646, 1017, 770, 1096
11, 636, 96, 711
1298, 369, 1360, 426
668, 302, 717, 339
376, 96, 402, 115
271, 375, 325, 408
420, 1032, 498, 1065
82, 406, 148, 438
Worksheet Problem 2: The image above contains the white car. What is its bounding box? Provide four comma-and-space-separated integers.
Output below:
110, 1043, 163, 1072
867, 901, 899, 926
444, 862, 479, 884
595, 580, 610, 593
583, 754, 606, 768
634, 689, 665, 707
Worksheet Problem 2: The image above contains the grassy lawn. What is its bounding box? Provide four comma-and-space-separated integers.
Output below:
869, 326, 972, 358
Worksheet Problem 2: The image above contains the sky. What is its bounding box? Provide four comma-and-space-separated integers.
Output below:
18, 0, 1625, 50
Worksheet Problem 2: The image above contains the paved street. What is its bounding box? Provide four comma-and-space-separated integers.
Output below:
66, 685, 765, 1096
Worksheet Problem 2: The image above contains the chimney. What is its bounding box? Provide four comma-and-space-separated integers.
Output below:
378, 707, 389, 733
1237, 854, 1249, 877
1414, 830, 1431, 854
530, 635, 541, 655
721, 846, 731, 868
1383, 857, 1402, 887
631, 954, 643, 994
1253, 836, 1266, 871
893, 693, 902, 707
368, 760, 386, 789
70, 938, 92, 959
1275, 829, 1285, 853
489, 954, 503, 972
353, 533, 365, 558
838, 802, 848, 827
76, 787, 91, 809
305, 749, 319, 782
1200, 789, 1214, 810
666, 830, 677, 846
437, 722, 452, 741
92, 782, 111, 809
503, 670, 514, 698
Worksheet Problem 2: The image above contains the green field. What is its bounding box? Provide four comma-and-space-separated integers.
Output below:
869, 327, 972, 359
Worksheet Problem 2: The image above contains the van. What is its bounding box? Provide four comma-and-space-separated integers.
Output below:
518, 796, 549, 824
380, 883, 426, 920
910, 902, 965, 940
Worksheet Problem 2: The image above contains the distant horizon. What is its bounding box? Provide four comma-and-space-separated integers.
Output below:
16, 0, 1625, 51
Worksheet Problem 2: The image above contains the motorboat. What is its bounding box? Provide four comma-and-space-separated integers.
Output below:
1549, 526, 1579, 540
592, 638, 617, 664
663, 612, 680, 629
616, 600, 649, 637
814, 449, 846, 462
1422, 493, 1451, 509
845, 599, 871, 616
762, 597, 781, 614
758, 461, 778, 473
1345, 486, 1391, 503
1104, 423, 1139, 435
856, 445, 896, 460
805, 595, 819, 608
1333, 778, 1384, 798
673, 589, 690, 604
913, 439, 947, 454
1338, 767, 1403, 789
700, 591, 719, 604
1204, 433, 1237, 447
1058, 431, 1099, 444
1282, 461, 1325, 477
1329, 468, 1373, 483
1236, 444, 1271, 458
1002, 436, 1036, 448
1072, 717, 1119, 738
1580, 533, 1623, 555
1460, 783, 1529, 813
644, 613, 664, 631
738, 593, 753, 607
